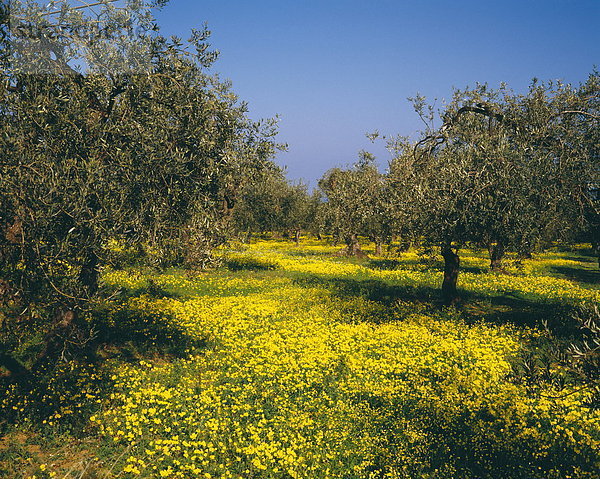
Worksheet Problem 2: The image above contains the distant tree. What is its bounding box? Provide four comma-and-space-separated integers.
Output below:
233, 169, 314, 243
233, 168, 289, 240
556, 71, 600, 267
0, 0, 281, 375
386, 135, 425, 252
279, 181, 314, 244
318, 152, 385, 256
306, 189, 326, 240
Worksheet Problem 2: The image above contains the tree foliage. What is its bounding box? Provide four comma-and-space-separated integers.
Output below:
391, 76, 599, 303
0, 0, 281, 374
233, 168, 314, 243
318, 151, 389, 256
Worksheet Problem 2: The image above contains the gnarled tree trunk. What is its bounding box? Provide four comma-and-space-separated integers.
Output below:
488, 241, 505, 272
441, 246, 460, 306
398, 239, 411, 252
340, 234, 368, 258
346, 234, 361, 255
79, 249, 99, 296
593, 241, 600, 270
0, 344, 30, 379
375, 239, 383, 256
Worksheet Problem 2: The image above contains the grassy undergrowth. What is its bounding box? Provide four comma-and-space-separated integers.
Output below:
1, 239, 599, 478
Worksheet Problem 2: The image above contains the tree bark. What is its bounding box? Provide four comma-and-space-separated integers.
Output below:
79, 249, 99, 296
593, 241, 600, 270
346, 234, 360, 255
488, 241, 505, 272
398, 240, 411, 252
375, 240, 383, 256
340, 234, 368, 258
294, 229, 301, 245
31, 308, 82, 373
441, 246, 460, 306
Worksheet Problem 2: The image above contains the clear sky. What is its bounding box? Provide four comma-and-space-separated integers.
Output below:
154, 0, 600, 187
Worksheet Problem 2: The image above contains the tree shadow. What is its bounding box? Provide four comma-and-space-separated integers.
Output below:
558, 254, 597, 263
293, 273, 580, 337
367, 258, 407, 270
551, 266, 600, 285
225, 257, 278, 271
91, 299, 205, 363
367, 258, 487, 275
108, 278, 182, 300
284, 250, 331, 257
0, 291, 206, 432
296, 274, 439, 305
461, 295, 580, 336
83, 280, 200, 361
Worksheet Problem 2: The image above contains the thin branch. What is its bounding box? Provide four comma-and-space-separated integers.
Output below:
540, 383, 598, 400
34, 243, 90, 302
552, 110, 600, 121
413, 104, 505, 159
40, 0, 120, 16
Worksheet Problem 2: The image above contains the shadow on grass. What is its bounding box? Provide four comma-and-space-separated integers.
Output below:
92, 302, 204, 363
0, 291, 206, 433
558, 254, 598, 263
110, 278, 182, 300
294, 273, 580, 336
461, 295, 580, 336
295, 274, 439, 305
92, 281, 200, 359
551, 265, 600, 285
367, 258, 487, 275
283, 249, 332, 257
367, 258, 412, 270
225, 257, 278, 271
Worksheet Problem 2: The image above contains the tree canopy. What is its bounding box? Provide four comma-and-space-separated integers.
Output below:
395, 75, 599, 302
0, 0, 282, 374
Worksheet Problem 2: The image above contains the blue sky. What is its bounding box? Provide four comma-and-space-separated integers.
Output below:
154, 0, 599, 187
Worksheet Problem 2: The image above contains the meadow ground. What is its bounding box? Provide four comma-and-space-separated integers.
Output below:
1, 238, 599, 478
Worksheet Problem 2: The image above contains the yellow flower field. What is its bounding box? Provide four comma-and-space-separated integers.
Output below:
3, 238, 599, 478
92, 239, 599, 478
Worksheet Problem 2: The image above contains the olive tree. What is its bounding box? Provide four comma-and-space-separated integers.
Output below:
279, 181, 315, 244
318, 152, 388, 256
0, 0, 281, 375
555, 71, 600, 267
404, 77, 599, 304
233, 169, 314, 243
233, 168, 287, 240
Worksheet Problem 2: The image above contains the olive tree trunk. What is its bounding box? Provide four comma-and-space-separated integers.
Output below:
441, 246, 460, 305
0, 344, 30, 379
375, 239, 383, 256
346, 234, 361, 255
341, 234, 368, 258
79, 249, 99, 295
488, 241, 505, 272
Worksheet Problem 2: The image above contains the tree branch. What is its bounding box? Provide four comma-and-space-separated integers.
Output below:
552, 110, 600, 121
413, 104, 505, 159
